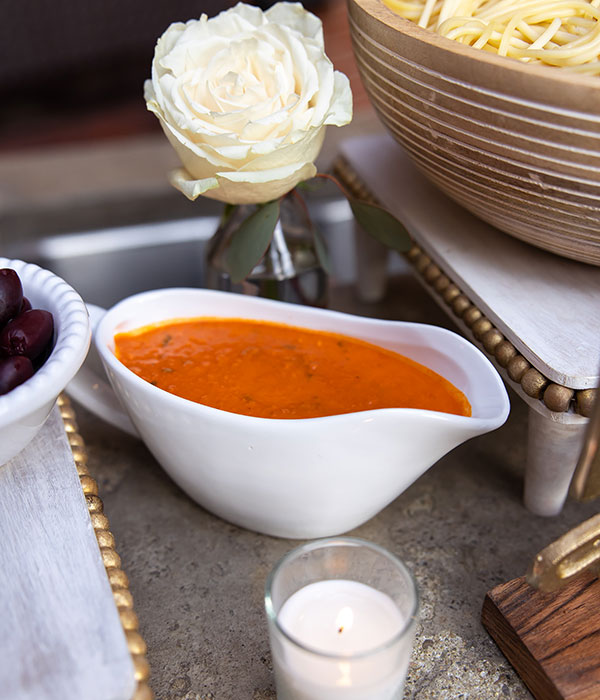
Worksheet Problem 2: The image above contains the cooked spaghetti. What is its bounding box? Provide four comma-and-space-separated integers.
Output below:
383, 0, 600, 74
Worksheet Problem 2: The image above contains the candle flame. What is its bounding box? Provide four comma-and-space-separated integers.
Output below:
335, 606, 354, 635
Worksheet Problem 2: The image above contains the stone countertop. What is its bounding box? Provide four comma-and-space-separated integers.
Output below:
4, 126, 597, 699
71, 278, 598, 700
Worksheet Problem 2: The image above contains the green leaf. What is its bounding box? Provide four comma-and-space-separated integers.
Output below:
312, 223, 332, 275
295, 178, 320, 193
221, 202, 236, 224
349, 199, 412, 253
223, 200, 281, 283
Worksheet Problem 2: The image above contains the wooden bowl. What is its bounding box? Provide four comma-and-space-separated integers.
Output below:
347, 0, 600, 265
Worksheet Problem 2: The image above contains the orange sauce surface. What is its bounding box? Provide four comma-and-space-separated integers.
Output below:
114, 318, 471, 419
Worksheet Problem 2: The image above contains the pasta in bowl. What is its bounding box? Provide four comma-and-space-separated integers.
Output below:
347, 0, 600, 265
385, 0, 600, 74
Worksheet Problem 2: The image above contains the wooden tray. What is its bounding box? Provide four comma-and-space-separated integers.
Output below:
0, 396, 151, 700
482, 572, 600, 700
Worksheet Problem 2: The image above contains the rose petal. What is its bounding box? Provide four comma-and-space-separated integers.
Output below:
324, 72, 353, 126
169, 168, 220, 199
170, 160, 317, 204
266, 2, 325, 46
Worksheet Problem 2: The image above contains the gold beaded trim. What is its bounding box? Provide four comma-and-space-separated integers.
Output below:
333, 156, 596, 418
57, 394, 153, 700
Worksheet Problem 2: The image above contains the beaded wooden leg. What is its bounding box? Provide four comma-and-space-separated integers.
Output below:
524, 407, 587, 517
57, 394, 153, 700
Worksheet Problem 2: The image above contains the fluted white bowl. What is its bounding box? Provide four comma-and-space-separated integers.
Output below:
0, 258, 90, 465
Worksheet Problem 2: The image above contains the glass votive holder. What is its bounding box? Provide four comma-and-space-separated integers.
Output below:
264, 537, 419, 700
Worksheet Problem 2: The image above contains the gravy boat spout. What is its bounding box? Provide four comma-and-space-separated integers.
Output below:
80, 289, 510, 539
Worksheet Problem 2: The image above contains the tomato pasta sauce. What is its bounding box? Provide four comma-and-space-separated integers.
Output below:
114, 318, 471, 419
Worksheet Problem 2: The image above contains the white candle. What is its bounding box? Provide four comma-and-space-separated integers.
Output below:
271, 579, 413, 700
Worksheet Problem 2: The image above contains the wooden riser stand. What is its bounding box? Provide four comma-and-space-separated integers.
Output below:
481, 572, 600, 700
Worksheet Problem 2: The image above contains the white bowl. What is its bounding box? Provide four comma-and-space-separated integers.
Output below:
0, 258, 91, 465
78, 288, 509, 538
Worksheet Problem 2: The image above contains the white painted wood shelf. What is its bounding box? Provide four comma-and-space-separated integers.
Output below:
339, 132, 600, 517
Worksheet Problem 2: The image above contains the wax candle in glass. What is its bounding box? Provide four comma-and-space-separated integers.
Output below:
264, 537, 419, 699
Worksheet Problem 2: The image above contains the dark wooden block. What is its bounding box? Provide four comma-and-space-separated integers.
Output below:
482, 572, 600, 700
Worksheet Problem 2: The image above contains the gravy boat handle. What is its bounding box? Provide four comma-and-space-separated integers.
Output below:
66, 304, 139, 438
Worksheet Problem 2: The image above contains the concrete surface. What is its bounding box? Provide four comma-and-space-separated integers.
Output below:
3, 126, 597, 700
72, 278, 599, 700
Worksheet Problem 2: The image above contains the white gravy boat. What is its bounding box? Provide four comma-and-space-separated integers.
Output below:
70, 289, 510, 538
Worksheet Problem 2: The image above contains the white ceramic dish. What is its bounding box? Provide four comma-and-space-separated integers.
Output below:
0, 258, 91, 465
71, 288, 509, 538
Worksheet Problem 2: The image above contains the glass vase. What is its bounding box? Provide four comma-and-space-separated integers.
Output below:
205, 191, 328, 307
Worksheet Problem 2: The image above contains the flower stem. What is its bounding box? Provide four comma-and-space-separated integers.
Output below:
313, 172, 353, 201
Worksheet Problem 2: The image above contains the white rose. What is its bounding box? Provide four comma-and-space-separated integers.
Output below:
144, 1, 353, 205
